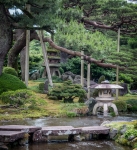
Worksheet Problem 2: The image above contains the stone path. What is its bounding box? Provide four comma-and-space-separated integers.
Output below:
0, 125, 110, 143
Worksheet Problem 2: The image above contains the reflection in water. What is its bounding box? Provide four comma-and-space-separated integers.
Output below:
10, 141, 131, 150
1, 114, 137, 150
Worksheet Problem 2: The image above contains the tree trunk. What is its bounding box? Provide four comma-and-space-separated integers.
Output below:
8, 31, 26, 68
0, 4, 12, 75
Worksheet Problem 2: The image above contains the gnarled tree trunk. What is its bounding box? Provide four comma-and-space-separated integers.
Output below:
0, 4, 12, 75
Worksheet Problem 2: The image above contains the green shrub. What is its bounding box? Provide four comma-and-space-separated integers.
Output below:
0, 73, 26, 94
126, 99, 137, 111
66, 111, 77, 117
119, 73, 133, 84
52, 76, 63, 83
3, 67, 18, 77
39, 83, 44, 91
48, 96, 58, 100
48, 80, 86, 102
113, 100, 127, 112
0, 89, 32, 106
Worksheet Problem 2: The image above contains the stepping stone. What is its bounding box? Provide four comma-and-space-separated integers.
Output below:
0, 125, 41, 133
42, 126, 81, 136
0, 131, 25, 143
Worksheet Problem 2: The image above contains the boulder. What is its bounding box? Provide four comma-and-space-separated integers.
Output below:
63, 71, 76, 79
109, 128, 118, 139
85, 97, 96, 113
61, 74, 68, 81
43, 80, 49, 94
67, 75, 74, 83
30, 71, 40, 80
112, 83, 128, 96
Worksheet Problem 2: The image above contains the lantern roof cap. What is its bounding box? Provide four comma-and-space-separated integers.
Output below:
90, 80, 124, 89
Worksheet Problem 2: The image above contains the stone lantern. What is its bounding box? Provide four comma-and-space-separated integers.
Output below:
90, 80, 124, 116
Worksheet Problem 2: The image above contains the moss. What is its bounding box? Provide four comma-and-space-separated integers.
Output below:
118, 137, 128, 145
3, 67, 18, 77
0, 73, 26, 94
38, 83, 45, 91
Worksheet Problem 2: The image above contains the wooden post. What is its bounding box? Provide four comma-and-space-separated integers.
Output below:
39, 30, 53, 87
25, 4, 30, 87
116, 28, 120, 100
87, 62, 91, 99
81, 50, 84, 87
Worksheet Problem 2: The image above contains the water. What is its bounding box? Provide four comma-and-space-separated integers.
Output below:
1, 114, 136, 150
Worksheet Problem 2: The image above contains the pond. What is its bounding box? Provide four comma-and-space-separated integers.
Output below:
1, 113, 136, 150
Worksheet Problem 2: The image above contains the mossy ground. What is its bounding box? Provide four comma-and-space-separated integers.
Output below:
0, 81, 85, 121
0, 80, 137, 121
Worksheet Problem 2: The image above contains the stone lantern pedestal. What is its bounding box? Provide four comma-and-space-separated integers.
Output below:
90, 80, 123, 117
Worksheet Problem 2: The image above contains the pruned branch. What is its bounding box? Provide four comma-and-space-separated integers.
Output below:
32, 31, 125, 70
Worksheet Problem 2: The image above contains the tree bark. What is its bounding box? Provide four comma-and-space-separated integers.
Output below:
0, 4, 12, 75
7, 30, 36, 68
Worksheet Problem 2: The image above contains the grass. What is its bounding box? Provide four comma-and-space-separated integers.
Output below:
0, 80, 82, 120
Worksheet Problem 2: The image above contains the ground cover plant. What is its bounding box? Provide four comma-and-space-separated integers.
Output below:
48, 80, 86, 103
0, 73, 26, 94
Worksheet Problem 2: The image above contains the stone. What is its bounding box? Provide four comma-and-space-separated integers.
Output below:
112, 83, 128, 96
30, 71, 40, 80
74, 135, 81, 141
109, 128, 118, 139
120, 125, 127, 134
85, 97, 96, 113
62, 71, 76, 79
128, 135, 135, 141
61, 75, 68, 81
73, 79, 81, 84
100, 121, 111, 126
44, 80, 49, 91
0, 145, 8, 150
33, 130, 48, 142
119, 83, 128, 96
67, 75, 74, 83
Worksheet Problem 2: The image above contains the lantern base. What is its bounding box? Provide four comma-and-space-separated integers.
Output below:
92, 102, 118, 117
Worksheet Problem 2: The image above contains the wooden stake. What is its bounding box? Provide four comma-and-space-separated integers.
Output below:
87, 62, 91, 99
25, 4, 30, 87
81, 50, 84, 87
39, 30, 53, 87
116, 28, 120, 100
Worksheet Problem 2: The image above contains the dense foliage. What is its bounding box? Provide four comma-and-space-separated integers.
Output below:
3, 67, 18, 77
48, 80, 86, 103
60, 57, 115, 81
0, 89, 47, 109
0, 73, 26, 94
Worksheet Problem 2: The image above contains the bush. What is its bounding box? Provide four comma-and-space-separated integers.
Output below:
48, 80, 86, 102
113, 100, 127, 112
0, 73, 26, 94
126, 99, 137, 111
3, 67, 18, 77
119, 73, 133, 84
39, 83, 44, 91
48, 96, 58, 100
0, 89, 32, 106
52, 76, 63, 83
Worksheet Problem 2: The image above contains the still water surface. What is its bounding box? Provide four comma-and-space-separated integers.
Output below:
1, 114, 136, 150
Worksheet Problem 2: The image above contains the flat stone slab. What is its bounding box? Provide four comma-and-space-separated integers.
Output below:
0, 131, 25, 143
80, 126, 110, 134
0, 125, 41, 133
42, 126, 81, 136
